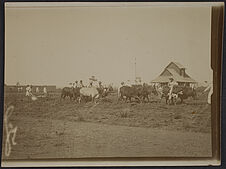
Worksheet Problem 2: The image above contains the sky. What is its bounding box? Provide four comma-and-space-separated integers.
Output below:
5, 4, 212, 87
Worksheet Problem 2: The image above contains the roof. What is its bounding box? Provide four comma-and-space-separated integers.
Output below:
170, 62, 185, 69
151, 68, 196, 83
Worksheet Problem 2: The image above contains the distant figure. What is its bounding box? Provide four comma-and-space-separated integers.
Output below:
118, 82, 125, 98
98, 81, 104, 89
88, 82, 93, 88
36, 87, 39, 93
75, 81, 79, 88
168, 78, 178, 100
154, 83, 160, 90
126, 80, 132, 87
204, 82, 213, 104
72, 83, 75, 88
25, 85, 32, 97
78, 80, 84, 88
156, 84, 163, 100
190, 83, 195, 90
43, 86, 47, 95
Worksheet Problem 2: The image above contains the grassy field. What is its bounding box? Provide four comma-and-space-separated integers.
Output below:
2, 91, 212, 159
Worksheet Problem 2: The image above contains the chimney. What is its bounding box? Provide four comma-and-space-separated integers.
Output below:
180, 68, 185, 77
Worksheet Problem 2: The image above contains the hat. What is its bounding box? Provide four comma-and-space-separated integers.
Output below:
89, 76, 97, 81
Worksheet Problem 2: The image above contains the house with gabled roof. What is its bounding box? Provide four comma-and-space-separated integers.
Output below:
151, 62, 196, 86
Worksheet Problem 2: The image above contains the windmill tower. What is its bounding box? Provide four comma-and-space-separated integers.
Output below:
134, 57, 142, 84
134, 57, 137, 82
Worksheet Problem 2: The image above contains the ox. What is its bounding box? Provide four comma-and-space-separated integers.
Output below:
61, 87, 80, 101
133, 84, 158, 102
118, 85, 142, 103
79, 87, 100, 103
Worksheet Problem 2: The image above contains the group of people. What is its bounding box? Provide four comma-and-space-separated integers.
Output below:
25, 85, 48, 97
70, 80, 105, 90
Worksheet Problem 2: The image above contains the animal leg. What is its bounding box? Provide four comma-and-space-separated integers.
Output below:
94, 94, 99, 103
147, 96, 150, 103
135, 96, 141, 103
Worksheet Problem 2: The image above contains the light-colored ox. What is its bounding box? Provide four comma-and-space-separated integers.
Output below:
79, 87, 100, 103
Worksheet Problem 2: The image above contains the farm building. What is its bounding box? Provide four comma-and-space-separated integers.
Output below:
5, 85, 56, 93
151, 62, 196, 86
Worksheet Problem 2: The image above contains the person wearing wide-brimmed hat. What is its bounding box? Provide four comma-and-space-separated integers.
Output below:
168, 77, 178, 101
89, 76, 98, 87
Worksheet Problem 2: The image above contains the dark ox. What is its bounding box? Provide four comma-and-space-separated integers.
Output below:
61, 87, 80, 101
118, 84, 157, 103
118, 86, 141, 102
138, 84, 158, 102
177, 86, 197, 103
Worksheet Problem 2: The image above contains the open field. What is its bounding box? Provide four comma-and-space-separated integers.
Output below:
2, 91, 212, 159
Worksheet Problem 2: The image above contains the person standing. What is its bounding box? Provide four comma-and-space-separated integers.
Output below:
78, 80, 84, 88
25, 85, 32, 96
168, 78, 178, 101
72, 83, 75, 88
43, 86, 47, 96
36, 87, 39, 93
190, 83, 195, 90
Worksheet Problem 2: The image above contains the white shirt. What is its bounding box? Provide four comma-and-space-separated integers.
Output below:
43, 87, 47, 93
168, 81, 178, 88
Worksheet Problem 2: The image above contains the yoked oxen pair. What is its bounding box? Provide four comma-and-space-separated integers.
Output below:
157, 85, 197, 105
118, 84, 157, 103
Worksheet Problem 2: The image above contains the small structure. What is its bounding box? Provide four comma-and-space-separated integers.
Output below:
5, 85, 56, 93
151, 62, 196, 86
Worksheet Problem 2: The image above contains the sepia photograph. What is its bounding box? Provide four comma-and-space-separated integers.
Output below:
1, 2, 223, 167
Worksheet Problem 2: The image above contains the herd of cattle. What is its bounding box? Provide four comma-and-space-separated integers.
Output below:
61, 84, 197, 105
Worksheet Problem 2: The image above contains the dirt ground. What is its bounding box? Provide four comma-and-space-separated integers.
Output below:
2, 91, 212, 160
